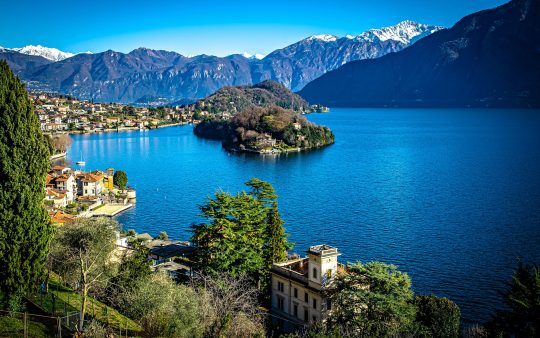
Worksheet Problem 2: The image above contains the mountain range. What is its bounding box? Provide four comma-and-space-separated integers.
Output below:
0, 21, 442, 104
299, 0, 540, 108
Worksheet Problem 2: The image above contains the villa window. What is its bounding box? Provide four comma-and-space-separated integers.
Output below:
313, 268, 317, 279
304, 292, 308, 302
294, 287, 298, 298
313, 298, 317, 310
277, 296, 284, 311
293, 303, 298, 317
304, 307, 309, 322
277, 281, 284, 292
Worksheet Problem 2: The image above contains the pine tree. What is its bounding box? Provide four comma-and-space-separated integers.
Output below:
191, 190, 267, 278
245, 178, 292, 264
0, 61, 52, 308
266, 202, 290, 264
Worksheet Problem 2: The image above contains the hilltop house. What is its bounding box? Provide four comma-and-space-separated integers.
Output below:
270, 245, 341, 332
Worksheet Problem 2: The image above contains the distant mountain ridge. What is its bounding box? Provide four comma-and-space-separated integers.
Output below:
299, 0, 540, 107
0, 45, 77, 61
0, 21, 441, 104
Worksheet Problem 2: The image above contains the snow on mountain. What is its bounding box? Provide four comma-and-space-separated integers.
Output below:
242, 52, 265, 60
307, 34, 338, 42
10, 45, 75, 61
304, 22, 442, 45
356, 20, 444, 44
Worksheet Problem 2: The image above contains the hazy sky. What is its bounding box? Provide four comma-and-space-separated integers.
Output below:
1, 0, 508, 56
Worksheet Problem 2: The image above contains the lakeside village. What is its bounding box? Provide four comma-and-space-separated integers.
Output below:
33, 93, 189, 134
32, 91, 328, 135
45, 166, 136, 224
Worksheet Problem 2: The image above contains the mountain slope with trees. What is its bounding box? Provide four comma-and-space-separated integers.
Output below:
299, 0, 540, 108
189, 80, 312, 114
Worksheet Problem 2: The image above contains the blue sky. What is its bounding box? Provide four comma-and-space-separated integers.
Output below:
1, 0, 508, 56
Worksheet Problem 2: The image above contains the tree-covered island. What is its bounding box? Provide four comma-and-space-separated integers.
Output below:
192, 81, 334, 154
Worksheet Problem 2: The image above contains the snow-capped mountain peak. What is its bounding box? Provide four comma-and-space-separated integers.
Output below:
307, 34, 338, 42
300, 22, 442, 45
356, 21, 444, 44
10, 45, 75, 61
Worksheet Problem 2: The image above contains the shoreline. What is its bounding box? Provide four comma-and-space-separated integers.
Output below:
44, 122, 190, 136
224, 141, 334, 155
49, 152, 67, 161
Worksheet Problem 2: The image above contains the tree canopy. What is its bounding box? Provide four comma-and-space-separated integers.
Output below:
113, 170, 128, 189
191, 178, 291, 292
49, 217, 119, 329
327, 261, 417, 337
0, 61, 52, 309
414, 295, 461, 338
488, 262, 540, 337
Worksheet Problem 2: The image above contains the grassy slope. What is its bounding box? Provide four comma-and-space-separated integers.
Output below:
27, 273, 141, 332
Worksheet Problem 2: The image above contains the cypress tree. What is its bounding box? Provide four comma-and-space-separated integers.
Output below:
266, 201, 290, 264
0, 61, 52, 308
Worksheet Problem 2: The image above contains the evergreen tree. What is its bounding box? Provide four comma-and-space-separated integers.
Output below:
192, 178, 292, 296
488, 262, 540, 337
245, 178, 292, 264
191, 190, 267, 278
113, 170, 128, 189
414, 295, 461, 338
266, 202, 289, 264
327, 261, 417, 337
0, 61, 52, 309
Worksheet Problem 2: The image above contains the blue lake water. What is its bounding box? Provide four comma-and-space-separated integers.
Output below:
67, 108, 540, 324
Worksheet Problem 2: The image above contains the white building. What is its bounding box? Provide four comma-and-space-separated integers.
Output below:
270, 244, 341, 332
54, 174, 75, 204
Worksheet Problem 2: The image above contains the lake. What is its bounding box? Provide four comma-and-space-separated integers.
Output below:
67, 108, 540, 324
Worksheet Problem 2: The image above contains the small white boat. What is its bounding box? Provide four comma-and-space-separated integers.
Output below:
76, 153, 85, 166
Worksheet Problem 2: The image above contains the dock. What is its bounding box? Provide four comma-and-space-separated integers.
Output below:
90, 203, 134, 217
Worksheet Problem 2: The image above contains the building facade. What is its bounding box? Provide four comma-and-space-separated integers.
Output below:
270, 244, 340, 332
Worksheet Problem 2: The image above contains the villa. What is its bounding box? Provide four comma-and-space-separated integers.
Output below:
270, 244, 341, 332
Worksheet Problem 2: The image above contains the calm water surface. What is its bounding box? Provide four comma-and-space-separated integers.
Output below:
67, 108, 540, 324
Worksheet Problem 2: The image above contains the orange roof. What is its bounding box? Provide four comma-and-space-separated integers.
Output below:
49, 210, 76, 224
55, 174, 72, 181
46, 189, 65, 199
81, 173, 102, 183
51, 165, 66, 171
45, 174, 54, 186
